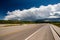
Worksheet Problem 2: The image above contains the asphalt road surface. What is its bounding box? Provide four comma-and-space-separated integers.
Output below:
25, 25, 54, 40
0, 24, 60, 40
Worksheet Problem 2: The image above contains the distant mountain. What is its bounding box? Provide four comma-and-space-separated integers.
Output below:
35, 18, 60, 22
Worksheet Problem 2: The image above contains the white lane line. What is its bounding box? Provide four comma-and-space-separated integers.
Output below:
51, 24, 60, 36
25, 26, 44, 40
50, 26, 60, 40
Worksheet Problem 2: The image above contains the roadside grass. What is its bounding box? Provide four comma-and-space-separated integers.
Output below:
50, 23, 60, 27
0, 24, 21, 27
0, 20, 60, 27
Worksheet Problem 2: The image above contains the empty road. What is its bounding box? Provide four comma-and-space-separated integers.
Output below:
0, 24, 60, 40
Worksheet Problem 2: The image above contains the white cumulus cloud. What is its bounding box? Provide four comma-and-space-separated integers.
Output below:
4, 3, 60, 21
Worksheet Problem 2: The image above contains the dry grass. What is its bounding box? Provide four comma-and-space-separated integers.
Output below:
0, 24, 21, 27
51, 23, 60, 27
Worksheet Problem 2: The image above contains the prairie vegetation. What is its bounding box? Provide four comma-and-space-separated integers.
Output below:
0, 20, 60, 27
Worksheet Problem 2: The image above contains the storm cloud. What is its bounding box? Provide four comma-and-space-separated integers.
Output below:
4, 3, 60, 21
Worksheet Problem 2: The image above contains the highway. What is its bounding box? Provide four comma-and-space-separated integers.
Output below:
0, 24, 60, 40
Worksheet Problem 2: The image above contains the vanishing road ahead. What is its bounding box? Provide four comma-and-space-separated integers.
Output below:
0, 24, 60, 40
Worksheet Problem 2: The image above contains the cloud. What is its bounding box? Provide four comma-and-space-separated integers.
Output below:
4, 3, 60, 21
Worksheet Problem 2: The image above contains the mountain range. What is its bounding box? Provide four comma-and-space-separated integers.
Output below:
35, 18, 60, 22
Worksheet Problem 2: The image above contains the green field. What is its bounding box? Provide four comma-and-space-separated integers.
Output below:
0, 20, 60, 27
50, 23, 60, 27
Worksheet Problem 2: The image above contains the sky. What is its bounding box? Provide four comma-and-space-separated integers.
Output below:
0, 0, 60, 20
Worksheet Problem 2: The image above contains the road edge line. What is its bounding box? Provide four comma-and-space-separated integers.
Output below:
50, 26, 60, 40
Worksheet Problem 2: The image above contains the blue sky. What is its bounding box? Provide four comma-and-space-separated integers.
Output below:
0, 0, 60, 20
